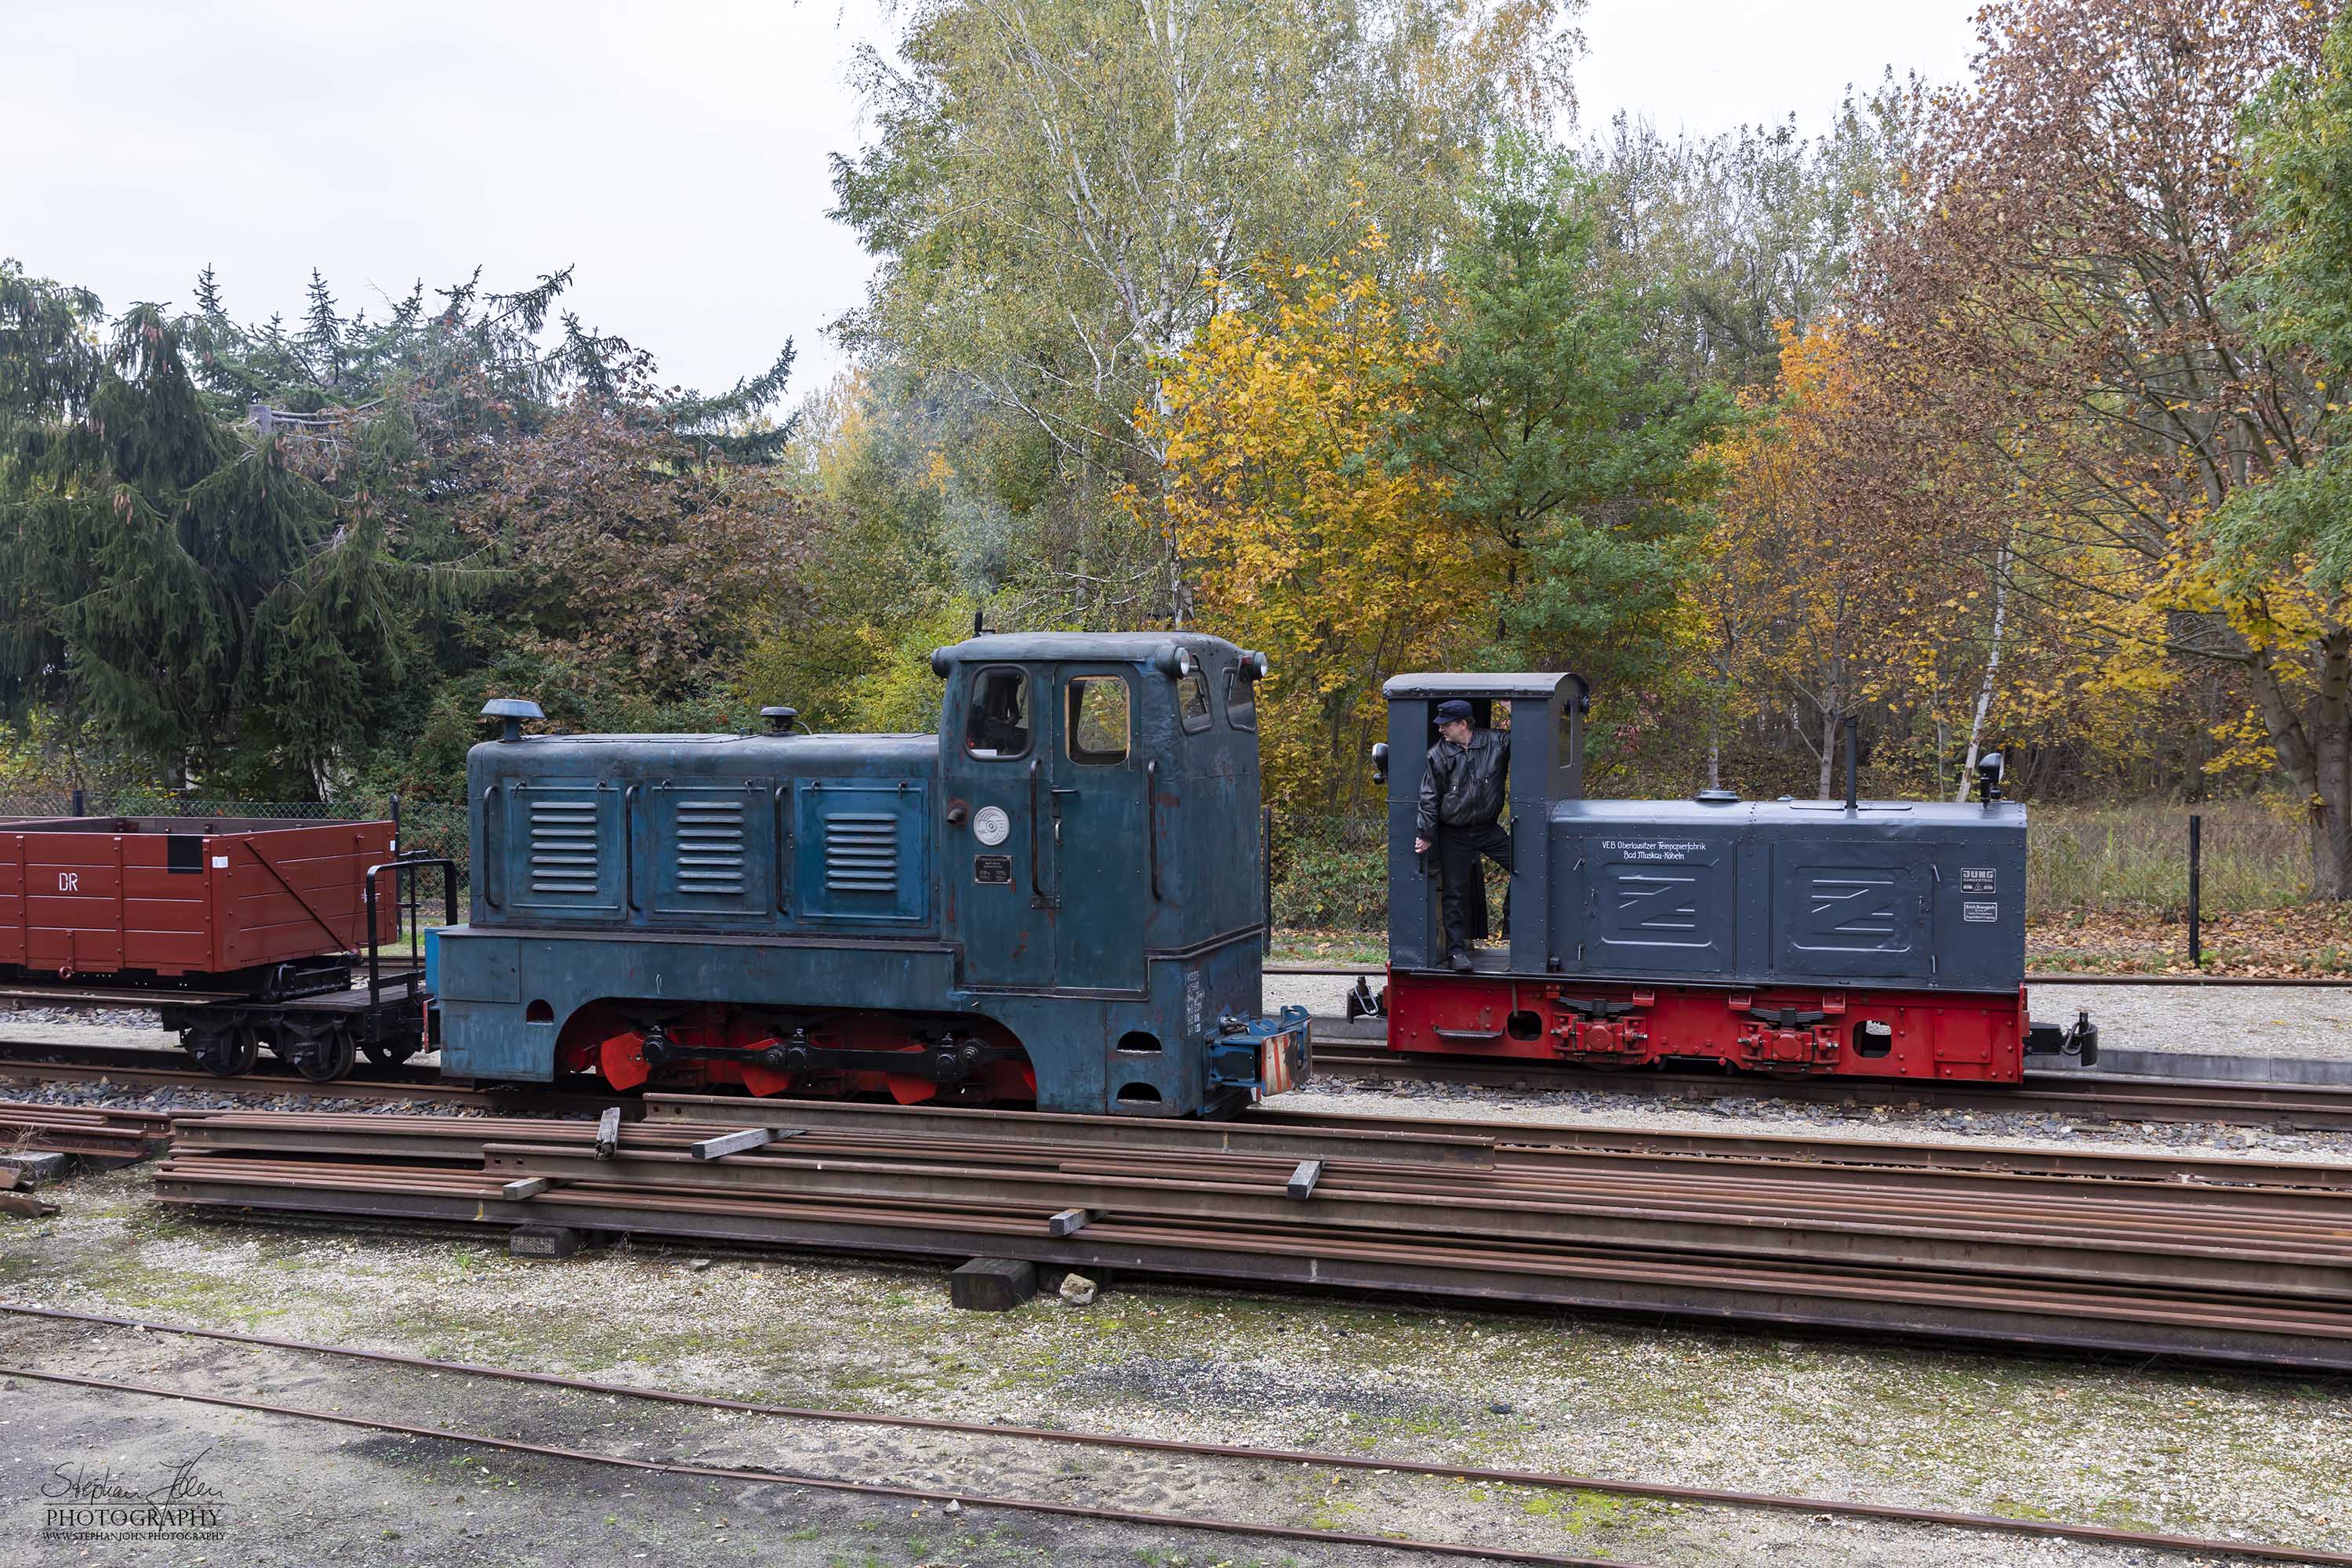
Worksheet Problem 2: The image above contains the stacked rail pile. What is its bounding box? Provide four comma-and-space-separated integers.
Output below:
153, 1097, 2352, 1370
1, 1102, 173, 1162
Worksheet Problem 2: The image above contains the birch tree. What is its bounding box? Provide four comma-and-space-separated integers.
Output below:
831, 0, 1582, 623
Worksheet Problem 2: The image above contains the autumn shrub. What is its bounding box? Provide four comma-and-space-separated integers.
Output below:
1271, 814, 1389, 932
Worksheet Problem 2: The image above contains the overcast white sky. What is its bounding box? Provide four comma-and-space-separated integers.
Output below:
3, 0, 1982, 401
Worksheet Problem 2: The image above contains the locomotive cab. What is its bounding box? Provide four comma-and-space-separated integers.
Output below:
930, 632, 1290, 1112
1381, 673, 1589, 977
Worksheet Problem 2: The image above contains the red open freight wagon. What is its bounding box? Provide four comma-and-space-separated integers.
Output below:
0, 815, 427, 1080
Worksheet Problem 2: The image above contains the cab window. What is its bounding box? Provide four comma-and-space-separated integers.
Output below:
1222, 666, 1256, 731
1066, 676, 1131, 764
1177, 671, 1212, 734
964, 668, 1030, 758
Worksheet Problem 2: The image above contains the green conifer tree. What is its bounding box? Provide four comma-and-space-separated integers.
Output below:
1, 264, 409, 793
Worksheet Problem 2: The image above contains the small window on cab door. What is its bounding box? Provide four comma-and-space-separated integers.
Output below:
965, 667, 1030, 758
1066, 676, 1131, 764
1222, 666, 1257, 731
1177, 670, 1212, 735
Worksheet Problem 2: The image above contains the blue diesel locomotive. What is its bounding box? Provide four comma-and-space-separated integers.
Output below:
427, 631, 1306, 1116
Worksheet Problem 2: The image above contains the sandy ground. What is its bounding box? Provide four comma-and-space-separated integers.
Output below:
0, 1156, 2346, 1568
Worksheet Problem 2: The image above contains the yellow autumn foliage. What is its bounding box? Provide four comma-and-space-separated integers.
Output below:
1138, 245, 1492, 811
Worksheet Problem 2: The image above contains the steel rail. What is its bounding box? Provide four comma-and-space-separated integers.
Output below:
644, 1094, 2352, 1190
12, 1029, 2352, 1131
0, 1363, 1635, 1568
7, 1301, 2349, 1566
1306, 1041, 2352, 1131
471, 1143, 2352, 1300
0, 1039, 622, 1115
151, 1161, 2352, 1335
152, 1163, 2352, 1368
151, 1123, 2352, 1353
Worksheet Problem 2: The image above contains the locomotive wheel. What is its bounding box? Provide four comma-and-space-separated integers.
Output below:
289, 1023, 358, 1083
183, 1025, 260, 1077
361, 1038, 420, 1069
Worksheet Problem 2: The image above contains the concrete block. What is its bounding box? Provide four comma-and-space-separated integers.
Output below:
949, 1257, 1036, 1312
0, 1152, 69, 1185
509, 1225, 584, 1260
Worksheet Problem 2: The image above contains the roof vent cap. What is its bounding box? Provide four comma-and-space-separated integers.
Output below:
1695, 788, 1739, 804
760, 705, 800, 735
480, 698, 543, 743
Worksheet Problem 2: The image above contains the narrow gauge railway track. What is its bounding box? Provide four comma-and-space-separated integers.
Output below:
11, 1029, 2352, 1133
0, 1036, 623, 1116
1308, 1039, 2352, 1132
154, 1097, 2352, 1371
6, 1304, 2345, 1567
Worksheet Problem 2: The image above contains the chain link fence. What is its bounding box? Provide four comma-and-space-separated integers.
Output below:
1271, 813, 1389, 932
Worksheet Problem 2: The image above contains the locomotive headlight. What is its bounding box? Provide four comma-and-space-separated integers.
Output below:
1152, 644, 1200, 679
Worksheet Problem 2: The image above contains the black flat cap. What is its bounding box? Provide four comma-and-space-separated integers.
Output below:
1436, 699, 1473, 722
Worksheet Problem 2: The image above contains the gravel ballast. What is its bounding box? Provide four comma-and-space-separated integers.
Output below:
2, 1165, 2347, 1567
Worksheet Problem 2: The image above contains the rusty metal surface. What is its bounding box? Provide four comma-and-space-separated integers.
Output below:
0, 1037, 622, 1115
148, 1102, 2352, 1371
643, 1091, 1495, 1168
0, 1100, 172, 1158
477, 1142, 2352, 1301
151, 1167, 2352, 1370
1243, 1104, 2352, 1189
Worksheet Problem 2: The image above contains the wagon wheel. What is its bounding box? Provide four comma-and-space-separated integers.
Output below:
183, 1024, 260, 1077
289, 1022, 358, 1083
361, 1037, 421, 1069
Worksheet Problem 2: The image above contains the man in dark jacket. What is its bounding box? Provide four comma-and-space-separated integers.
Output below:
1414, 699, 1510, 972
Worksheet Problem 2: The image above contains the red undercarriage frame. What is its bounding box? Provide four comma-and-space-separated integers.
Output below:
554, 1002, 1038, 1104
1383, 969, 2028, 1083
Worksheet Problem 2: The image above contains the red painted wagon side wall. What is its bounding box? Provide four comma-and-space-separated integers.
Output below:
0, 821, 394, 978
1383, 969, 2027, 1083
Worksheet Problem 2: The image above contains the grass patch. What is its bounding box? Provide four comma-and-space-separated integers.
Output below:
2027, 799, 2307, 917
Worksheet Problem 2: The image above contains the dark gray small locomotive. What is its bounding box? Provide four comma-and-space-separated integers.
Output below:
429, 632, 1305, 1116
1363, 673, 2095, 1082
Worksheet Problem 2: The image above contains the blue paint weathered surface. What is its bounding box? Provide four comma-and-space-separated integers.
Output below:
434, 633, 1277, 1116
